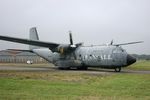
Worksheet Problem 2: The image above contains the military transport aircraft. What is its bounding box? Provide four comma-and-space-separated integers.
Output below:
0, 27, 143, 72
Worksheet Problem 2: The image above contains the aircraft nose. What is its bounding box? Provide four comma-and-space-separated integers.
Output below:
127, 54, 136, 65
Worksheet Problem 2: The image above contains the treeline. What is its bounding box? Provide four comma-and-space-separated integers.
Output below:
131, 54, 150, 60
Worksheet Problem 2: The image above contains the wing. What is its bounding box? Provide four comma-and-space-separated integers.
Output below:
0, 35, 59, 50
114, 41, 144, 46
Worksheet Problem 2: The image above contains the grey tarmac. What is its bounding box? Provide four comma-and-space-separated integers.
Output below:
0, 66, 149, 74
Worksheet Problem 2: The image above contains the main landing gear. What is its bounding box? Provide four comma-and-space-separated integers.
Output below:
58, 66, 88, 70
77, 66, 88, 70
115, 67, 121, 72
58, 67, 70, 70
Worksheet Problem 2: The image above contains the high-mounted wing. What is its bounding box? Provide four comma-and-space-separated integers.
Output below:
114, 41, 144, 46
0, 35, 59, 50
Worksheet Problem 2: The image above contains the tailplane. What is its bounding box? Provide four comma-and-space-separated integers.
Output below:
29, 27, 40, 50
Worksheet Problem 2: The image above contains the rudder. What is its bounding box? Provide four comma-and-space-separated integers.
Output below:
29, 27, 40, 50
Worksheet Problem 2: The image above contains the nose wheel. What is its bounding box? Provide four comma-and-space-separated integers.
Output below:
115, 67, 121, 72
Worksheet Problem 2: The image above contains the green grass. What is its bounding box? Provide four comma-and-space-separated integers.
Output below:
0, 61, 150, 100
0, 72, 149, 100
127, 60, 150, 70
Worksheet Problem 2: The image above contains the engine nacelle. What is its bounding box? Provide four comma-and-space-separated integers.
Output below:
57, 44, 71, 54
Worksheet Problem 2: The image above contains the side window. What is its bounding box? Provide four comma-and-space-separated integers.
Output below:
79, 54, 82, 60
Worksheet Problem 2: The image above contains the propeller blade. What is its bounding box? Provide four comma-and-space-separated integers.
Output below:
110, 40, 113, 45
69, 31, 73, 45
69, 31, 82, 49
114, 41, 144, 46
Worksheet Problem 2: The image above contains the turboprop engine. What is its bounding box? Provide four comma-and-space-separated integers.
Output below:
55, 32, 82, 54
57, 44, 73, 54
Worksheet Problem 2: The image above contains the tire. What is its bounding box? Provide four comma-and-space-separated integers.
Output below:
83, 66, 88, 70
58, 67, 65, 70
77, 66, 88, 70
115, 67, 121, 72
58, 67, 70, 70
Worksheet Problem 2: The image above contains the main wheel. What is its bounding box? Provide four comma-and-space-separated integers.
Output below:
115, 67, 121, 72
77, 66, 88, 70
58, 67, 65, 70
82, 66, 88, 70
58, 67, 70, 70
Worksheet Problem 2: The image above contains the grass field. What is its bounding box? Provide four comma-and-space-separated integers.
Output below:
0, 71, 150, 100
126, 60, 150, 70
0, 60, 150, 100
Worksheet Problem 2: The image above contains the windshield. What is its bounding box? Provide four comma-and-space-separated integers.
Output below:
112, 47, 126, 53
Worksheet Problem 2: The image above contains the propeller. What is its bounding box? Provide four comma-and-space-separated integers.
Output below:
110, 40, 113, 45
58, 31, 83, 55
69, 31, 73, 45
68, 31, 77, 59
69, 31, 83, 48
68, 31, 83, 59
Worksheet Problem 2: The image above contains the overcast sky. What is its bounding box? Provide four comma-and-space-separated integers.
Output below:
0, 0, 149, 54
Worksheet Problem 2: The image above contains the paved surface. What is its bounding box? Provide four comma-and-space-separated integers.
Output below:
0, 66, 51, 71
0, 66, 150, 74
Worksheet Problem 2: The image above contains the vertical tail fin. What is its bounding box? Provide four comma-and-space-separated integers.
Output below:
29, 27, 40, 50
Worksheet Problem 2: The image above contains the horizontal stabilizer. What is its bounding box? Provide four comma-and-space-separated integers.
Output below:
7, 49, 33, 52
